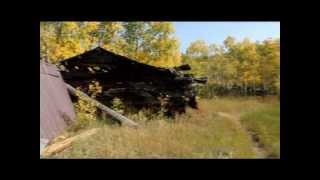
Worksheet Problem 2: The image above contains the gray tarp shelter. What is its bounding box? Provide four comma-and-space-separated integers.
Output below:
40, 62, 76, 153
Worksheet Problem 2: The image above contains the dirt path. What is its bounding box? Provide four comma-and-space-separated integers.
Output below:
216, 112, 267, 158
216, 112, 241, 126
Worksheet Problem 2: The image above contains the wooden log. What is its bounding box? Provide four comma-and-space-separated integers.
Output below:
61, 71, 114, 80
193, 77, 208, 84
174, 64, 191, 71
65, 83, 139, 128
42, 128, 98, 157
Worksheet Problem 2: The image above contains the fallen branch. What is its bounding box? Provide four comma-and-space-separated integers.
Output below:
42, 128, 98, 157
65, 83, 139, 128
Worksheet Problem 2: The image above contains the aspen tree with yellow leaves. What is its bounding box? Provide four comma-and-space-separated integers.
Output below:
40, 22, 181, 67
183, 36, 280, 97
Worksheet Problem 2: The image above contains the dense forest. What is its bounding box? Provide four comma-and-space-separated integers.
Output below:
40, 22, 280, 97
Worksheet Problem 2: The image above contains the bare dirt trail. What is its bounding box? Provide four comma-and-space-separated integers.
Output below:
216, 112, 267, 158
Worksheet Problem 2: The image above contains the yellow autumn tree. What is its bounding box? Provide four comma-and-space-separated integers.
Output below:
183, 36, 279, 96
41, 22, 181, 67
121, 22, 181, 67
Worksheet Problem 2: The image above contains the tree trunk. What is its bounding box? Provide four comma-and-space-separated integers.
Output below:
253, 81, 256, 96
244, 83, 247, 96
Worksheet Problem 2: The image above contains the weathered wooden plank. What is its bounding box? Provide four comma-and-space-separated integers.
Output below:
193, 77, 208, 84
173, 64, 191, 71
65, 83, 139, 128
42, 128, 98, 157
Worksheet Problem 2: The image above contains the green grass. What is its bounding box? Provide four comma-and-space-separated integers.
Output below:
240, 102, 280, 158
48, 96, 280, 159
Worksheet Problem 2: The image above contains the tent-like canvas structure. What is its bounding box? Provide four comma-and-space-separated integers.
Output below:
40, 62, 76, 142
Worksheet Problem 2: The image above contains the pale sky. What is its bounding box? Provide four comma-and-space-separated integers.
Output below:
173, 22, 280, 53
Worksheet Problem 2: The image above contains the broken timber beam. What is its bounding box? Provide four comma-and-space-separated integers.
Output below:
65, 83, 139, 128
174, 64, 191, 71
42, 128, 98, 157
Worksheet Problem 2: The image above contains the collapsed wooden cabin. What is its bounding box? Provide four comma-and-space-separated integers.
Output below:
41, 47, 207, 155
59, 47, 207, 117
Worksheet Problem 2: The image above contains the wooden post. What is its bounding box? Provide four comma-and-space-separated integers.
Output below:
65, 83, 139, 128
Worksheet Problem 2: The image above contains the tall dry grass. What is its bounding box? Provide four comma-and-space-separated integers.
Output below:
50, 97, 279, 159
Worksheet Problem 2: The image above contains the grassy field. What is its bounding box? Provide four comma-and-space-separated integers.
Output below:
240, 102, 280, 157
47, 96, 280, 159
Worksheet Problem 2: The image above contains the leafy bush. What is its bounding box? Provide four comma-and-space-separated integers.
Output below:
72, 81, 102, 131
111, 97, 124, 114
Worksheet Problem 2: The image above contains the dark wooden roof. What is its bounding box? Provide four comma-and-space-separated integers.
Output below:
59, 47, 176, 81
60, 47, 163, 70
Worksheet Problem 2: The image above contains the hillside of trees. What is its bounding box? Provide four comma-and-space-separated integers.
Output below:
40, 22, 280, 97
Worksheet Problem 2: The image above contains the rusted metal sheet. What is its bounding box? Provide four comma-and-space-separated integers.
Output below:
40, 62, 76, 141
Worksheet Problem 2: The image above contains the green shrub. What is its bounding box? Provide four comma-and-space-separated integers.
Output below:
111, 97, 124, 114
71, 81, 103, 132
